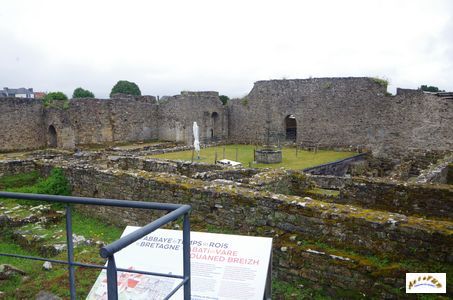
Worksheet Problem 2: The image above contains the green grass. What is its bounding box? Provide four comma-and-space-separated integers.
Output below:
0, 171, 40, 190
70, 211, 123, 244
0, 209, 123, 299
0, 170, 124, 299
150, 144, 357, 170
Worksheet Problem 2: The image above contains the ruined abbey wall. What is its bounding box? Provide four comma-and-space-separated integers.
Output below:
0, 98, 46, 151
50, 164, 451, 298
228, 78, 453, 155
158, 91, 227, 143
64, 97, 159, 146
0, 96, 160, 151
0, 78, 452, 156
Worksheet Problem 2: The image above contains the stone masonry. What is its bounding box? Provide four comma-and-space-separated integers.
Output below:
0, 77, 452, 157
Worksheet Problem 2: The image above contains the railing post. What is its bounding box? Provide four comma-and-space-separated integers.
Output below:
65, 205, 76, 300
107, 255, 118, 300
183, 212, 191, 299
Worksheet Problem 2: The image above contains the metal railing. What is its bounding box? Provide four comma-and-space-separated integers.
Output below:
0, 191, 191, 300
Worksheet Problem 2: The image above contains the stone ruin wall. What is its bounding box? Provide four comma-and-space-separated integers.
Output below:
1, 154, 452, 297
158, 91, 227, 144
43, 164, 452, 297
0, 98, 46, 151
0, 96, 160, 151
228, 77, 387, 146
0, 78, 452, 157
45, 96, 159, 148
0, 92, 225, 152
228, 78, 453, 156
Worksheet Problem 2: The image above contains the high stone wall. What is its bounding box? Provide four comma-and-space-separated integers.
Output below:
68, 97, 159, 146
0, 98, 46, 151
0, 96, 159, 151
1, 78, 452, 156
158, 91, 227, 144
44, 105, 76, 149
227, 78, 453, 156
228, 77, 386, 145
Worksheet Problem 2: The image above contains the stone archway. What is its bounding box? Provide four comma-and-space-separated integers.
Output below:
48, 125, 58, 148
285, 115, 297, 142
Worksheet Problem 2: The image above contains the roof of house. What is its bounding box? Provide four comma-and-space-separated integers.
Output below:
5, 87, 34, 94
0, 87, 34, 97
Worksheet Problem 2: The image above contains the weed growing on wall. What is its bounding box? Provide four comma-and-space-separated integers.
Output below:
372, 77, 389, 88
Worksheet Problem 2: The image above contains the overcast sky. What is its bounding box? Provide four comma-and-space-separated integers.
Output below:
1, 0, 452, 98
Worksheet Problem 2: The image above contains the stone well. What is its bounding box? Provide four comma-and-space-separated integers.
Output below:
255, 148, 282, 164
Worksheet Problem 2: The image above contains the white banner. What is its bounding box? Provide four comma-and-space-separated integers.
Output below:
87, 227, 273, 300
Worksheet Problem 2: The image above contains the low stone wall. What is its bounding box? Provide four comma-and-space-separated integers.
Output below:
58, 166, 451, 264
107, 157, 223, 176
192, 168, 261, 182
303, 153, 367, 176
5, 162, 452, 297
0, 160, 38, 177
415, 154, 453, 184
339, 178, 453, 219
307, 174, 352, 189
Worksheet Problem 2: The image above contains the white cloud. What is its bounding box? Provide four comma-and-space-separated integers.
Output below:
0, 0, 452, 97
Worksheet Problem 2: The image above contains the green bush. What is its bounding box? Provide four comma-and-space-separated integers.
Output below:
110, 80, 141, 97
219, 95, 229, 105
72, 87, 95, 98
42, 92, 68, 107
419, 85, 445, 92
11, 168, 71, 196
371, 77, 389, 87
43, 92, 68, 102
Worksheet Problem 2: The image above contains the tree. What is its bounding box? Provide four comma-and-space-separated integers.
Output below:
419, 85, 445, 92
72, 87, 94, 98
110, 80, 141, 97
219, 95, 229, 105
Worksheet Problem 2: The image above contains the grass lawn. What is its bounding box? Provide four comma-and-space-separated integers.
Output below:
150, 144, 357, 169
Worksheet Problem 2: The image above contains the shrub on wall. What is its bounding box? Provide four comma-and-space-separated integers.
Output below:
219, 95, 229, 105
419, 85, 445, 92
72, 87, 95, 98
371, 77, 389, 88
43, 92, 68, 102
110, 80, 141, 97
42, 92, 68, 107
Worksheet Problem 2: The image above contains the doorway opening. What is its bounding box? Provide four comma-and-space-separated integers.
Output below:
285, 115, 297, 142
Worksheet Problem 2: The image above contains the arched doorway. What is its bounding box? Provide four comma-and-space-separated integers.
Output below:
48, 125, 57, 148
211, 112, 219, 139
285, 115, 297, 142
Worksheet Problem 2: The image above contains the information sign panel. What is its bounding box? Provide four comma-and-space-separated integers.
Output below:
87, 226, 272, 300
